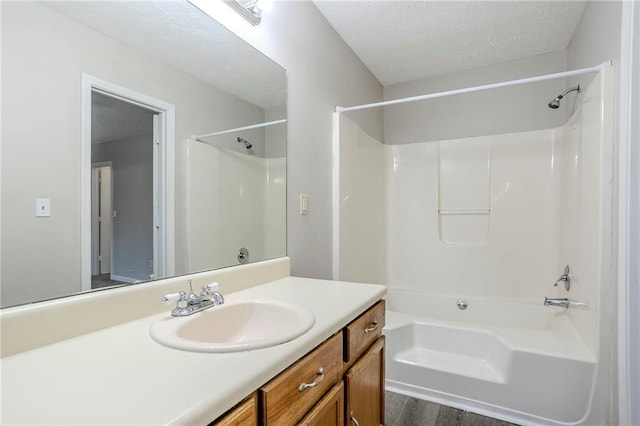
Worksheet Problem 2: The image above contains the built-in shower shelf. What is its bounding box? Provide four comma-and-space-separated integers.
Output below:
393, 347, 507, 384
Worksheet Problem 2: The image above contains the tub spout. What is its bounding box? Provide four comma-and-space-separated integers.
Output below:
544, 297, 569, 308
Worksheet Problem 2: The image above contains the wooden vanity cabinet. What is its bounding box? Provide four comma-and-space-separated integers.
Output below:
211, 393, 258, 426
297, 382, 345, 426
213, 300, 385, 426
345, 337, 385, 426
259, 332, 343, 425
344, 300, 385, 368
343, 300, 385, 426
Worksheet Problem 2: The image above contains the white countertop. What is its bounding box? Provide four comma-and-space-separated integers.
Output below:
1, 276, 386, 425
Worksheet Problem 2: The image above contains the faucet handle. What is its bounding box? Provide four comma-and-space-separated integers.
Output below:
202, 282, 220, 293
162, 292, 185, 304
553, 265, 571, 291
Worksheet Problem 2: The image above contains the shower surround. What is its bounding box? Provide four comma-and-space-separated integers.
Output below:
335, 70, 613, 425
185, 141, 286, 272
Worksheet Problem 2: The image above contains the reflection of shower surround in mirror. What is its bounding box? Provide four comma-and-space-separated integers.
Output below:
0, 1, 287, 308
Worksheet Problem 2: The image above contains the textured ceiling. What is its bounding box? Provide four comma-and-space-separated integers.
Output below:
43, 1, 286, 109
92, 93, 154, 144
313, 0, 587, 86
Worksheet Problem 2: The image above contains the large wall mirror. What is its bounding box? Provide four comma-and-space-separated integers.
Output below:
1, 1, 287, 308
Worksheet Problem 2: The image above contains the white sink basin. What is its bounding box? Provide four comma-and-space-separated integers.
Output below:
149, 300, 316, 353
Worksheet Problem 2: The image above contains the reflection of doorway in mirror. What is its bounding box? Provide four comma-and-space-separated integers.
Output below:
91, 92, 155, 287
83, 76, 176, 291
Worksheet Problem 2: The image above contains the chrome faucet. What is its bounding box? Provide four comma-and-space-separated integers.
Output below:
162, 281, 224, 317
544, 297, 570, 308
554, 265, 571, 291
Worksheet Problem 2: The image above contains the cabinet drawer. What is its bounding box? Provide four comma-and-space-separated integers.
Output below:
260, 332, 343, 425
344, 300, 385, 364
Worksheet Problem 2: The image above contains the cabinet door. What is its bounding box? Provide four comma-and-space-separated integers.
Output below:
297, 382, 344, 426
345, 337, 384, 426
211, 393, 257, 426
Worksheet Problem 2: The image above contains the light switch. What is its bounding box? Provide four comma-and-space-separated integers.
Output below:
35, 198, 50, 217
299, 194, 309, 215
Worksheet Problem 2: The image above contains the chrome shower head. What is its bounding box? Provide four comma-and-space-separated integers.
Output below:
548, 99, 561, 109
236, 137, 252, 149
547, 85, 581, 109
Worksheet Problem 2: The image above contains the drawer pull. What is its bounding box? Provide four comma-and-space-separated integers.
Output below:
364, 321, 379, 334
349, 411, 360, 426
298, 367, 324, 392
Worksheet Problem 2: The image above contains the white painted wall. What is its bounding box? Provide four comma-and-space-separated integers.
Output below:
383, 51, 567, 145
0, 2, 268, 306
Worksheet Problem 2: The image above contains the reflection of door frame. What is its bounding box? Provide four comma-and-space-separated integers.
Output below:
91, 162, 113, 277
81, 74, 175, 292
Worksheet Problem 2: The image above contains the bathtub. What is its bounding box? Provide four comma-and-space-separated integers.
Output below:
384, 289, 597, 426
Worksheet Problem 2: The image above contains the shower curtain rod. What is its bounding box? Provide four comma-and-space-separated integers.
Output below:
192, 118, 287, 141
335, 60, 612, 113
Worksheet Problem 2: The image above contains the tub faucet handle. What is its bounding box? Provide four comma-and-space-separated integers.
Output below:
554, 265, 571, 291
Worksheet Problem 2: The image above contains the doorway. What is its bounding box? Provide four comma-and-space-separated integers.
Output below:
81, 74, 175, 291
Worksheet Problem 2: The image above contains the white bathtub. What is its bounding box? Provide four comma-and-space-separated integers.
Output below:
384, 289, 597, 426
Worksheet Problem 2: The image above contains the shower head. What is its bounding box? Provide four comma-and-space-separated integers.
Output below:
236, 137, 253, 150
548, 99, 561, 109
547, 85, 581, 109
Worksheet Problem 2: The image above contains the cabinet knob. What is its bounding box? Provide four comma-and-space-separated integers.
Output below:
364, 321, 379, 334
349, 411, 360, 426
298, 367, 324, 392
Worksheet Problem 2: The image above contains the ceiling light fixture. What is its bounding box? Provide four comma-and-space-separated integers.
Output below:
223, 0, 269, 26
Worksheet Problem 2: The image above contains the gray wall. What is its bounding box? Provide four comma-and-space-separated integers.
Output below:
383, 50, 567, 145
567, 1, 622, 112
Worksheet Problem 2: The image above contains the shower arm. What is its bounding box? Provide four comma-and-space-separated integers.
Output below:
555, 86, 581, 100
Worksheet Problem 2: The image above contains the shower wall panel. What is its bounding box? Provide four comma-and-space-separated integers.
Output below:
264, 157, 287, 260
337, 72, 611, 360
554, 71, 612, 354
338, 115, 386, 284
437, 138, 491, 245
386, 130, 558, 299
186, 141, 285, 272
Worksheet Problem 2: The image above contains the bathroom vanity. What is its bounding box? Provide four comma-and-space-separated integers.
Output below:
215, 300, 385, 425
0, 258, 386, 425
